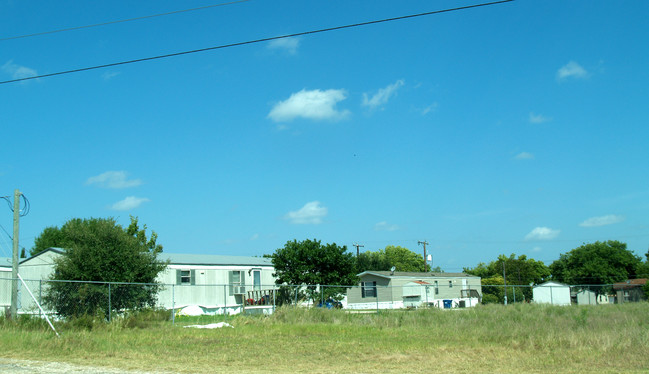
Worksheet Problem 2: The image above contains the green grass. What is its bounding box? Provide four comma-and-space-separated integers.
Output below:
1, 303, 648, 373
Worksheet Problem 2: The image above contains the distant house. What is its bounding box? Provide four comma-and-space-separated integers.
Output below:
0, 257, 11, 308
0, 248, 277, 315
346, 271, 482, 310
613, 279, 647, 303
575, 289, 608, 305
532, 281, 571, 305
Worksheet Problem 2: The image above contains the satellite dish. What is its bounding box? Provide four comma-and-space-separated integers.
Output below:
390, 266, 396, 273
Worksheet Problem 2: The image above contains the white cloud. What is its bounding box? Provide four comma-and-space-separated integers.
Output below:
267, 37, 300, 54
557, 61, 588, 80
2, 60, 37, 80
362, 79, 404, 109
514, 152, 535, 160
86, 171, 143, 189
579, 214, 625, 227
529, 112, 551, 124
374, 221, 399, 232
525, 227, 560, 241
102, 71, 120, 80
110, 196, 149, 211
285, 201, 327, 224
421, 102, 438, 115
268, 89, 350, 122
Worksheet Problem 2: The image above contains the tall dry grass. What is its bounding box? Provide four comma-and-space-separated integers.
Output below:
0, 303, 647, 373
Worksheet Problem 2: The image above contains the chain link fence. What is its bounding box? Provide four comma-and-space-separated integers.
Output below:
0, 277, 631, 323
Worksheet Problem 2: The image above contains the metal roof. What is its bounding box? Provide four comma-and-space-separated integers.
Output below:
17, 248, 272, 267
162, 253, 272, 267
613, 278, 647, 290
358, 271, 477, 278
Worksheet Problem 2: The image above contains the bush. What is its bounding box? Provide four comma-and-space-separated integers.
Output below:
481, 294, 500, 304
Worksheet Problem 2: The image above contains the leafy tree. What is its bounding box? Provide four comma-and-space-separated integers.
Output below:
464, 253, 550, 302
356, 245, 429, 272
43, 217, 167, 318
31, 226, 68, 256
271, 239, 356, 302
549, 241, 642, 286
480, 275, 525, 304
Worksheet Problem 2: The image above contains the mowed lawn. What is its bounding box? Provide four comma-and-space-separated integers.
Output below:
1, 303, 648, 373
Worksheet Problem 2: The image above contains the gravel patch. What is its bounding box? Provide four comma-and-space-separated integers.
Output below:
0, 358, 173, 374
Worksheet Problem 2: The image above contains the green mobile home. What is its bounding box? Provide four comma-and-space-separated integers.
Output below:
346, 271, 482, 309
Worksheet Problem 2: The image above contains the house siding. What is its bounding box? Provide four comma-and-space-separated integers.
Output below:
347, 272, 482, 309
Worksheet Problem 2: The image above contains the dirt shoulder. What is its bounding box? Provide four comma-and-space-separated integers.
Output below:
0, 358, 171, 374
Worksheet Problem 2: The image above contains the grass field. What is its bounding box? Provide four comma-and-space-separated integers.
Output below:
1, 303, 648, 373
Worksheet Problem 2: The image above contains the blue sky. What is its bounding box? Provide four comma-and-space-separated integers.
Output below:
1, 0, 648, 272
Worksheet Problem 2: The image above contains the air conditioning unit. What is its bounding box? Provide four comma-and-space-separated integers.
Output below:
233, 286, 246, 295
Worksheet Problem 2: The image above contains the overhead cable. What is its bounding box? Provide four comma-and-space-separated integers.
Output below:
0, 0, 251, 42
0, 0, 514, 85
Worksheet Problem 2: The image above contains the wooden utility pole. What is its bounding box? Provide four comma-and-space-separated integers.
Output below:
418, 240, 429, 272
11, 189, 20, 320
352, 243, 364, 257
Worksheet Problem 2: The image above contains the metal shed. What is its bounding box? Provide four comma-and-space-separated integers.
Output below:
532, 281, 571, 305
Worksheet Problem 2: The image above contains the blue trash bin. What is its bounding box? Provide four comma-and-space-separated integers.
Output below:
443, 299, 452, 309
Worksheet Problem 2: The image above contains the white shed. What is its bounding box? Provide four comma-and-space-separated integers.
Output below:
532, 281, 571, 305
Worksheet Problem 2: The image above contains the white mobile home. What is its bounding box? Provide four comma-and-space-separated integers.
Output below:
0, 248, 277, 315
156, 253, 276, 314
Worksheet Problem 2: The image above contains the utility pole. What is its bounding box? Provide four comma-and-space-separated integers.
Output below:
352, 243, 364, 257
11, 189, 20, 320
418, 240, 429, 272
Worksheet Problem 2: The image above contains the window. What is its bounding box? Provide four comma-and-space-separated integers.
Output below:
449, 281, 453, 288
434, 281, 439, 295
361, 281, 377, 298
176, 269, 195, 285
253, 270, 261, 291
229, 270, 245, 295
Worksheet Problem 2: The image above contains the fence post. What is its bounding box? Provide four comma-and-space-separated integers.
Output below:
294, 286, 298, 307
172, 284, 175, 325
272, 285, 276, 314
513, 285, 516, 303
223, 284, 227, 320
108, 282, 111, 322
376, 286, 379, 313
550, 286, 553, 305
39, 280, 42, 318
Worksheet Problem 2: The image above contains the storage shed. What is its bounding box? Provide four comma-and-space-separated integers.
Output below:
532, 281, 571, 305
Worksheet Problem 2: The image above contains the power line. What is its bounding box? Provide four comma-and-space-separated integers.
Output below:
0, 0, 251, 42
0, 0, 515, 85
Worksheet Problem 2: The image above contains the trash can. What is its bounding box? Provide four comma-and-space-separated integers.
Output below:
443, 299, 452, 309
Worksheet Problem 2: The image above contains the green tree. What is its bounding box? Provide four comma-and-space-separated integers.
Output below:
464, 253, 550, 302
356, 245, 429, 272
271, 239, 356, 302
480, 275, 525, 304
43, 217, 167, 318
549, 241, 642, 285
30, 226, 68, 256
